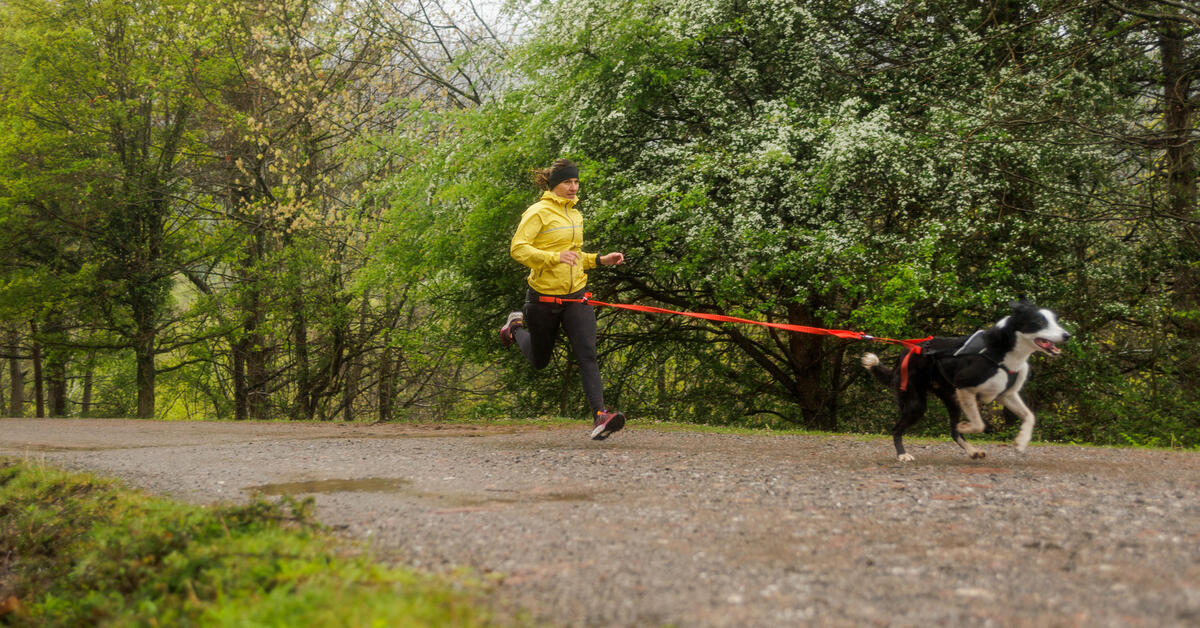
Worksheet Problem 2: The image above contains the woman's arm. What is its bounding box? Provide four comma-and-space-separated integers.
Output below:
509, 210, 557, 269
598, 252, 624, 266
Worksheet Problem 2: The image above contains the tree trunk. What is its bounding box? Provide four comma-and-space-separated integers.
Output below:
233, 307, 265, 421
47, 354, 67, 417
247, 338, 268, 420
8, 329, 23, 417
787, 302, 836, 431
135, 328, 156, 418
341, 295, 369, 422
237, 227, 269, 421
1157, 17, 1199, 398
44, 315, 68, 417
342, 357, 361, 422
30, 322, 44, 419
294, 305, 313, 420
378, 347, 394, 422
1158, 21, 1197, 219
82, 355, 94, 416
232, 336, 248, 421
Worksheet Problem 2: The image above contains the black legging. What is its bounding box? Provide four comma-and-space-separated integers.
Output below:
513, 288, 604, 414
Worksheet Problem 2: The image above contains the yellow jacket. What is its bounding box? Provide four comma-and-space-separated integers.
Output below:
510, 191, 599, 295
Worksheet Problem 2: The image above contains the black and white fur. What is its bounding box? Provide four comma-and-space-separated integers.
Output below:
861, 302, 1070, 462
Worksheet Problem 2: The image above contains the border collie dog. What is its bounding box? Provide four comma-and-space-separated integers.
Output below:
861, 302, 1069, 462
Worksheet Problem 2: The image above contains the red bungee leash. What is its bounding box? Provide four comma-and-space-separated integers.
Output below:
538, 292, 932, 354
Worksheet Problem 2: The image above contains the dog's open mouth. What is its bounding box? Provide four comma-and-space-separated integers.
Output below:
1035, 338, 1062, 355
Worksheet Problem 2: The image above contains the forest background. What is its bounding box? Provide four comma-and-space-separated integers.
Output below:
0, 0, 1196, 447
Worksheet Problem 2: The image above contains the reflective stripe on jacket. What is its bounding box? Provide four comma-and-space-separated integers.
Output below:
510, 191, 598, 295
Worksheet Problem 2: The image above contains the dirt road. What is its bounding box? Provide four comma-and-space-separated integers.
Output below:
2, 418, 1198, 626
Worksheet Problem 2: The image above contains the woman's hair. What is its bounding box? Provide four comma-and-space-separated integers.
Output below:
532, 158, 579, 190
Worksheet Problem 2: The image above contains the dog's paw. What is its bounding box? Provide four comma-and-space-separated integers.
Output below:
861, 353, 879, 369
897, 453, 915, 462
970, 451, 987, 460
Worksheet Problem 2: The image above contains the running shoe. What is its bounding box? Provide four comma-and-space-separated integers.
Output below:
499, 311, 523, 347
590, 409, 626, 440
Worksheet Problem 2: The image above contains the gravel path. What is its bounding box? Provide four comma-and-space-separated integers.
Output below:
2, 418, 1198, 626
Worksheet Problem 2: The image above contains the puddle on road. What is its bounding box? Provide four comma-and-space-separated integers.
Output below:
484, 489, 594, 503
247, 477, 413, 496
244, 477, 597, 508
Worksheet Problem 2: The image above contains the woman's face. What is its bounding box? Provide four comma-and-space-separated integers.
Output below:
552, 177, 579, 200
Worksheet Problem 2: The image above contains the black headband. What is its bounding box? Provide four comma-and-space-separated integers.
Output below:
547, 163, 579, 190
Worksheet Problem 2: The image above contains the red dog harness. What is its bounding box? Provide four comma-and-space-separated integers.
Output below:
899, 351, 916, 391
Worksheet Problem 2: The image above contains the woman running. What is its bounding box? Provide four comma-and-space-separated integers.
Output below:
498, 158, 627, 439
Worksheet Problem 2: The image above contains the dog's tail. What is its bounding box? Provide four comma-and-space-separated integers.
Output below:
860, 353, 894, 386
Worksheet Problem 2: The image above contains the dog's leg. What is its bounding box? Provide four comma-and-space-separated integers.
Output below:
892, 390, 926, 462
954, 389, 986, 433
938, 389, 984, 459
953, 389, 988, 459
951, 420, 986, 460
1000, 393, 1037, 452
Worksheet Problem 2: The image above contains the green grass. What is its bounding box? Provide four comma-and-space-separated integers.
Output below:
0, 459, 501, 627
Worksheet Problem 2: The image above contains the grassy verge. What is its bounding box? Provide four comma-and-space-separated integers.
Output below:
0, 459, 499, 627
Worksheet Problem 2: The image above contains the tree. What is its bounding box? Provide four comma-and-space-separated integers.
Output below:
1099, 1, 1199, 399
166, 0, 513, 421
0, 0, 233, 417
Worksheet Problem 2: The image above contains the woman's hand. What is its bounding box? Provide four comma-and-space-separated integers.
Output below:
599, 252, 625, 266
559, 250, 582, 266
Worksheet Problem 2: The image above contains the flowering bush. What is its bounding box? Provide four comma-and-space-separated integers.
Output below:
379, 0, 1197, 442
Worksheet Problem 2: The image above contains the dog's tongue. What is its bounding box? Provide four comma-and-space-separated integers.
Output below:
1036, 339, 1061, 354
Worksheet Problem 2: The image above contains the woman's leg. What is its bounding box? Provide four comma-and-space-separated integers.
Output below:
515, 292, 560, 369
561, 300, 604, 414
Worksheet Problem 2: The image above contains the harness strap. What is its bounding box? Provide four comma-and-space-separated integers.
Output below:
952, 330, 987, 357
899, 351, 915, 391
973, 349, 1020, 393
1001, 367, 1019, 393
930, 347, 1020, 394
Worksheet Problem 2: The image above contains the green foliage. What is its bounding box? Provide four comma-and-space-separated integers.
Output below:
368, 0, 1197, 444
0, 459, 496, 626
0, 0, 1195, 445
1034, 331, 1200, 448
0, 0, 240, 417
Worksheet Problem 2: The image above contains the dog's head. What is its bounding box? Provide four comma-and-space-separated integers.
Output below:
1000, 301, 1070, 357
